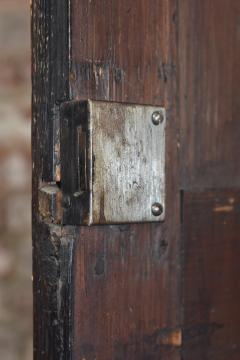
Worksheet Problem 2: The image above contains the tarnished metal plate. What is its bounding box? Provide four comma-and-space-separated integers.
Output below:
60, 100, 166, 225
90, 101, 166, 224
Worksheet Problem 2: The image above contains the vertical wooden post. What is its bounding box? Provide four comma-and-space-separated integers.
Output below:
32, 1, 73, 358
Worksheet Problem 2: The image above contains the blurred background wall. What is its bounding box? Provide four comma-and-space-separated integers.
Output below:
0, 0, 32, 359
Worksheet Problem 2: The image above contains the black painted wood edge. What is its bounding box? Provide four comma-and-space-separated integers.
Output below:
32, 0, 70, 182
32, 1, 73, 359
33, 223, 75, 360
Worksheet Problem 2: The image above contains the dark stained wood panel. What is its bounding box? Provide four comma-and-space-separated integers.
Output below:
70, 0, 176, 106
70, 1, 181, 359
73, 225, 181, 359
179, 0, 240, 189
182, 190, 240, 360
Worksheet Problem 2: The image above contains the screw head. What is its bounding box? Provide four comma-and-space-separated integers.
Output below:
151, 202, 163, 217
152, 110, 164, 125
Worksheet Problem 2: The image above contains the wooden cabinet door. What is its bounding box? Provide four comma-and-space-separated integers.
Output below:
32, 1, 240, 359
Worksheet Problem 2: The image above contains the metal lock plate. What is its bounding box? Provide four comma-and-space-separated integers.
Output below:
60, 100, 166, 225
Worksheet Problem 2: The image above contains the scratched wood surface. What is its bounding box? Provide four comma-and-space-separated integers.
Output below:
70, 1, 180, 359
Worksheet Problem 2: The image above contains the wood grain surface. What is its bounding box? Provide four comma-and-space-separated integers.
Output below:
70, 1, 180, 358
32, 0, 240, 359
182, 190, 240, 360
179, 0, 240, 189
